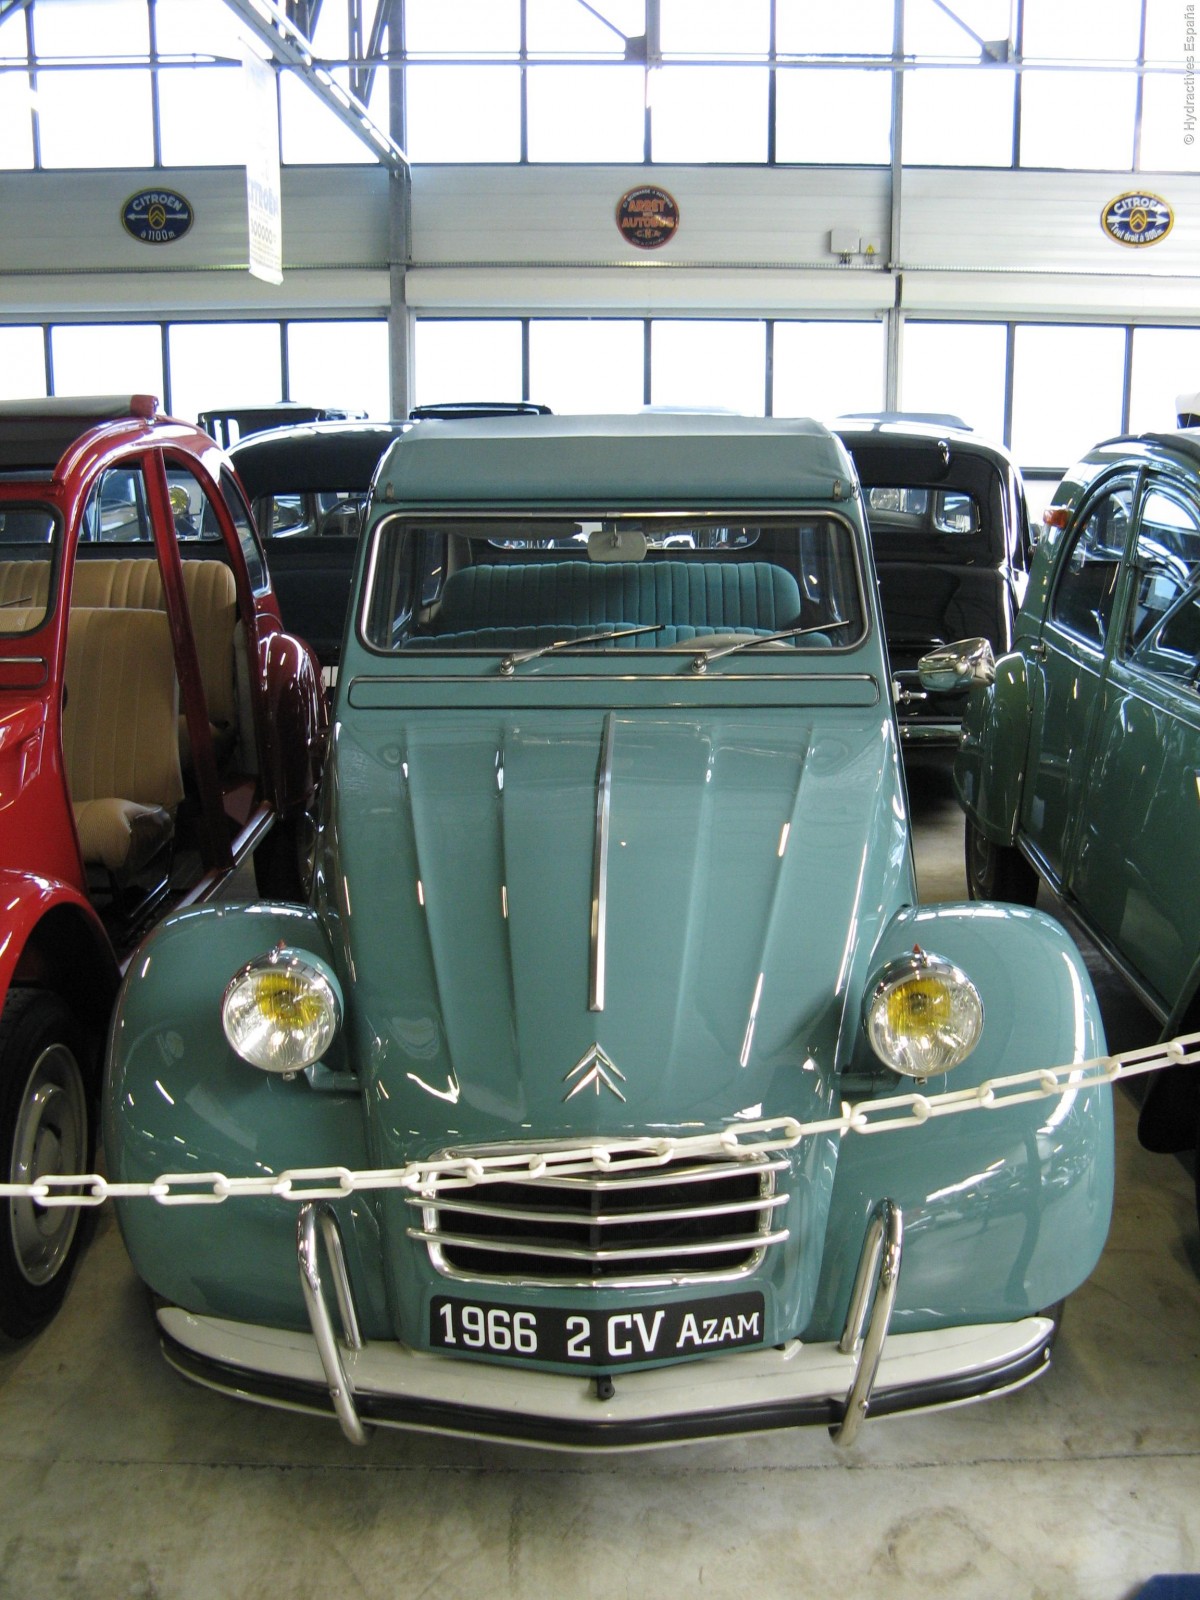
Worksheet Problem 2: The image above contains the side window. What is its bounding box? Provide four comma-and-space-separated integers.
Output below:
83, 465, 152, 543
257, 494, 313, 538
218, 468, 268, 593
1133, 589, 1200, 687
164, 462, 223, 542
0, 507, 56, 634
1051, 484, 1132, 650
1126, 486, 1200, 653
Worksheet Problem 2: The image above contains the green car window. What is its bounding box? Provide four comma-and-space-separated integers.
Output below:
1127, 486, 1200, 652
1052, 484, 1132, 650
1131, 586, 1200, 686
360, 513, 865, 657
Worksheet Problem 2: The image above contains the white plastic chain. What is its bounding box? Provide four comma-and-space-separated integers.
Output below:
5, 1032, 1198, 1211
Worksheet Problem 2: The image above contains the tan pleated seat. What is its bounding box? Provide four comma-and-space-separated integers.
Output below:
71, 557, 239, 763
62, 607, 184, 877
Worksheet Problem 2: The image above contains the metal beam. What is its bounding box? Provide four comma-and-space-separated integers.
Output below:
222, 0, 408, 172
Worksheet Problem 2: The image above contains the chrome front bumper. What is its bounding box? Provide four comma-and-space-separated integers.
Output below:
153, 1197, 1059, 1451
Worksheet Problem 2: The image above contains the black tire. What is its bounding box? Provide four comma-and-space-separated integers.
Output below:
0, 990, 95, 1340
253, 809, 317, 901
964, 818, 1039, 905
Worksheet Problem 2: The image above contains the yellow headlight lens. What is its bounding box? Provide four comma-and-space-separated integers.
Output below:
222, 948, 342, 1074
865, 953, 983, 1078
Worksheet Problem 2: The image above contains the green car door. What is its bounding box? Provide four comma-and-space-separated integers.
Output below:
1067, 477, 1200, 1022
1019, 473, 1136, 889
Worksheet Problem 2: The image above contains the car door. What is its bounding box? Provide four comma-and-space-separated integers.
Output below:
1067, 477, 1200, 1018
1019, 474, 1136, 888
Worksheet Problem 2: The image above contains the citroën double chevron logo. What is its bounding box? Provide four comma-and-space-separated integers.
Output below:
564, 1043, 627, 1102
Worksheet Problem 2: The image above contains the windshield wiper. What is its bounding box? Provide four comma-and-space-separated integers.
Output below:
686, 620, 856, 674
499, 624, 665, 675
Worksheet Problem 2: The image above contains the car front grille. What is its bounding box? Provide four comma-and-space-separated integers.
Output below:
407, 1147, 790, 1288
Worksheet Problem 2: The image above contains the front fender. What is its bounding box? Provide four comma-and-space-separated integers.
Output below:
260, 627, 328, 817
807, 902, 1113, 1338
0, 867, 117, 1036
953, 649, 1031, 846
104, 901, 388, 1334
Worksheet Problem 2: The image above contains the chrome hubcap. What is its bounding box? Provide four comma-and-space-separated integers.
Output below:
9, 1043, 86, 1286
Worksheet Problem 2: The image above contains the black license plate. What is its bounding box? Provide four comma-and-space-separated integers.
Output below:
430, 1291, 766, 1366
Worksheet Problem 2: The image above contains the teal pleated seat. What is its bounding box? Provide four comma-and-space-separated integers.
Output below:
433, 560, 802, 636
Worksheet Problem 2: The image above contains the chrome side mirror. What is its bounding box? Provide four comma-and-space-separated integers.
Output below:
917, 637, 995, 692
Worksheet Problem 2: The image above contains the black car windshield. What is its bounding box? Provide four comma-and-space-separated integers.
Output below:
361, 512, 866, 659
0, 501, 58, 634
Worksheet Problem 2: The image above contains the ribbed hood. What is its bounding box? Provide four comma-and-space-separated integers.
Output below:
320, 706, 910, 1155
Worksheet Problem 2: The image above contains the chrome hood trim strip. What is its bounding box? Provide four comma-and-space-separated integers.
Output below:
590, 712, 615, 1013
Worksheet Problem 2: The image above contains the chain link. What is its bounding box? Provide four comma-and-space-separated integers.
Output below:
5, 1033, 1198, 1210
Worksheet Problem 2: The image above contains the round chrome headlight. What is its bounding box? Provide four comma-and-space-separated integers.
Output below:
864, 950, 983, 1079
221, 947, 342, 1075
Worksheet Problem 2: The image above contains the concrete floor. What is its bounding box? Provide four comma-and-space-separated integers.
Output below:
2, 769, 1199, 1600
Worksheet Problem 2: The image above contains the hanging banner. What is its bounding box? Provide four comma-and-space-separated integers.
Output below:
243, 49, 283, 285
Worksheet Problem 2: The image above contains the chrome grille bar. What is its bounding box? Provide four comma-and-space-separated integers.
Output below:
408, 1193, 788, 1229
408, 1227, 790, 1264
415, 1145, 789, 1286
452, 1156, 791, 1194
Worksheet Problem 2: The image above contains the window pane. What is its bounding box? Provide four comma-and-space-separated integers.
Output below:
36, 69, 154, 167
287, 322, 390, 419
1020, 72, 1136, 169
403, 0, 520, 55
528, 321, 645, 413
1140, 73, 1200, 172
1146, 0, 1191, 59
650, 67, 768, 162
32, 0, 148, 56
902, 69, 1015, 165
906, 0, 1012, 58
280, 70, 375, 164
651, 321, 766, 415
526, 0, 643, 55
404, 66, 521, 161
0, 68, 34, 171
902, 323, 1008, 442
1010, 325, 1126, 469
0, 328, 46, 399
659, 0, 770, 55
168, 323, 283, 424
775, 1, 893, 56
414, 321, 523, 407
1022, 0, 1142, 59
1129, 328, 1200, 433
528, 67, 645, 161
51, 325, 164, 402
773, 322, 885, 420
159, 65, 248, 166
155, 0, 249, 55
775, 68, 891, 163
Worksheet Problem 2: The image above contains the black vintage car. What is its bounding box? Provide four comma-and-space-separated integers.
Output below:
835, 418, 1033, 757
232, 407, 548, 669
231, 419, 411, 667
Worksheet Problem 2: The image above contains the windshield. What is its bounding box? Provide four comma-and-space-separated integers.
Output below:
0, 501, 58, 634
360, 513, 867, 661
